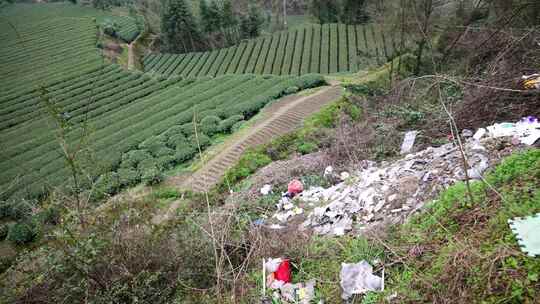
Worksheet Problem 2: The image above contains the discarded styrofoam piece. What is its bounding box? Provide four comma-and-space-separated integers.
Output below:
400, 131, 419, 155
462, 129, 473, 137
340, 260, 383, 300
473, 128, 487, 140
508, 213, 540, 257
298, 280, 316, 304
265, 258, 283, 273
340, 171, 351, 181
467, 154, 489, 180
260, 184, 272, 195
268, 224, 285, 230
324, 166, 334, 176
485, 118, 540, 145
274, 211, 295, 222
283, 202, 294, 210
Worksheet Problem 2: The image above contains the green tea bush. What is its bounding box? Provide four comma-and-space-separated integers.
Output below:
166, 133, 187, 149
155, 155, 176, 170
153, 147, 175, 158
218, 115, 244, 133
175, 145, 198, 162
0, 201, 32, 221
231, 120, 245, 132
122, 150, 152, 169
118, 168, 141, 187
139, 159, 163, 186
284, 86, 299, 94
200, 116, 221, 136
7, 220, 40, 245
180, 123, 196, 137
191, 134, 211, 149
95, 171, 121, 195
35, 205, 61, 225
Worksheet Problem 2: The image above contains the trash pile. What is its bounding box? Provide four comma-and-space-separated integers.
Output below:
263, 258, 317, 304
260, 118, 539, 236
263, 257, 382, 302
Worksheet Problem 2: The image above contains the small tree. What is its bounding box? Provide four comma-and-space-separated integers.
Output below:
161, 0, 202, 53
309, 0, 340, 24
240, 4, 264, 39
92, 0, 111, 10
341, 0, 369, 24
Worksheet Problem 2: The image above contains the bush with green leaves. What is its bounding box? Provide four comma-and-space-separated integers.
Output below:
166, 133, 187, 149
218, 115, 244, 133
138, 159, 163, 186
121, 150, 153, 169
199, 116, 221, 136
0, 223, 8, 241
118, 168, 141, 187
7, 220, 40, 245
175, 144, 198, 163
94, 171, 121, 196
35, 205, 61, 225
284, 86, 299, 94
0, 200, 32, 221
231, 120, 245, 132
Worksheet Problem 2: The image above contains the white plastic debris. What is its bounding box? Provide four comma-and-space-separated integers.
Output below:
340, 172, 351, 181
400, 131, 419, 154
260, 184, 272, 195
265, 258, 283, 273
324, 166, 334, 176
485, 117, 540, 145
473, 128, 487, 140
462, 129, 473, 138
340, 260, 383, 300
467, 154, 489, 179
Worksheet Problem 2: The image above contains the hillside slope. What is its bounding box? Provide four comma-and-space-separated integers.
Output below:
143, 23, 401, 77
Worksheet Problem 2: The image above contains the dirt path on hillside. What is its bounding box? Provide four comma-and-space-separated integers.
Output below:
127, 43, 134, 70
153, 84, 343, 223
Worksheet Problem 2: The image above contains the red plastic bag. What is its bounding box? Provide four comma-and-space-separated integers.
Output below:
287, 179, 304, 196
274, 259, 292, 283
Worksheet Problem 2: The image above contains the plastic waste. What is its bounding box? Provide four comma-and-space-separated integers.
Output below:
287, 179, 304, 196
340, 260, 383, 300
340, 172, 351, 181
486, 117, 540, 146
297, 280, 316, 304
260, 184, 272, 195
324, 166, 334, 176
467, 154, 489, 179
473, 128, 487, 140
400, 131, 418, 155
522, 74, 540, 90
462, 129, 473, 137
508, 213, 540, 257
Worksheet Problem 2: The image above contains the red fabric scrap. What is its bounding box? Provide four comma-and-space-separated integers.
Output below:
274, 259, 292, 283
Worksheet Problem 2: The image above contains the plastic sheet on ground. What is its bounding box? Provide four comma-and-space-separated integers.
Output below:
484, 117, 540, 146
340, 260, 383, 300
508, 213, 540, 257
400, 131, 419, 154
